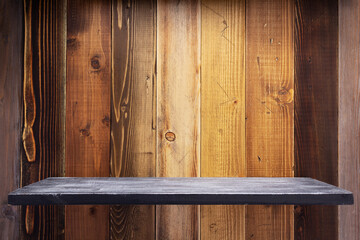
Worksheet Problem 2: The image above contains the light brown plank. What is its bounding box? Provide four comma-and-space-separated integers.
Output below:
156, 0, 200, 239
0, 0, 22, 238
294, 0, 338, 239
110, 0, 156, 239
66, 0, 111, 239
245, 0, 294, 239
200, 0, 245, 239
339, 0, 360, 239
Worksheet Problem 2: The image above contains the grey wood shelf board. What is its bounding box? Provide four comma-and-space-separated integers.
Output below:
8, 177, 353, 205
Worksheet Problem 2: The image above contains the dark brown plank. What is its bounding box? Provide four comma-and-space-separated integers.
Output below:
21, 0, 66, 239
110, 0, 156, 239
339, 0, 360, 239
66, 0, 111, 239
0, 0, 22, 238
245, 0, 294, 239
8, 177, 353, 205
294, 0, 338, 239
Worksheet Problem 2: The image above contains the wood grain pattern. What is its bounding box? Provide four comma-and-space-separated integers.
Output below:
294, 0, 338, 239
110, 0, 156, 239
339, 0, 360, 239
200, 0, 245, 239
156, 0, 200, 239
21, 0, 66, 239
0, 0, 22, 238
23, 0, 36, 164
55, 0, 67, 191
245, 0, 294, 239
22, 2, 37, 234
66, 0, 111, 239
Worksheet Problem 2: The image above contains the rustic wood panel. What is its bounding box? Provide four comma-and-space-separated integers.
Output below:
0, 0, 22, 238
245, 0, 294, 239
21, 0, 66, 239
66, 0, 111, 239
110, 0, 156, 239
55, 0, 66, 237
156, 0, 200, 239
200, 0, 245, 239
294, 0, 338, 239
55, 0, 67, 193
339, 0, 360, 239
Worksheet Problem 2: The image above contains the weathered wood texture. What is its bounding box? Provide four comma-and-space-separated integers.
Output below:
339, 0, 360, 239
66, 0, 111, 239
200, 0, 245, 239
8, 177, 353, 205
110, 0, 156, 239
245, 0, 294, 239
156, 0, 201, 239
294, 0, 339, 239
21, 0, 66, 239
0, 0, 22, 238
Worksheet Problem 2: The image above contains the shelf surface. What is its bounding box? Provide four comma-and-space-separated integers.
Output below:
8, 177, 353, 205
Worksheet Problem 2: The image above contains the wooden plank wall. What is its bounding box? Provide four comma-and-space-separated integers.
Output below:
3, 0, 350, 239
339, 0, 360, 239
200, 0, 245, 239
65, 0, 111, 239
21, 0, 66, 239
294, 0, 339, 239
245, 0, 294, 239
0, 0, 22, 239
156, 0, 201, 239
110, 0, 156, 239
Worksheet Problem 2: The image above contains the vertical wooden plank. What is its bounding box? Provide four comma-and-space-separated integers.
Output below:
294, 0, 338, 239
22, 0, 36, 236
200, 0, 245, 239
21, 0, 66, 238
156, 0, 200, 239
245, 0, 294, 239
110, 0, 156, 239
0, 0, 22, 238
66, 0, 111, 239
55, 0, 67, 193
339, 0, 360, 239
54, 0, 67, 237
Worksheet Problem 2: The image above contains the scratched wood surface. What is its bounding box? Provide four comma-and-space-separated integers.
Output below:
156, 0, 201, 239
0, 0, 22, 238
66, 0, 111, 239
245, 0, 294, 239
339, 0, 360, 239
294, 0, 339, 239
200, 0, 245, 239
9, 177, 353, 205
110, 0, 156, 239
21, 0, 66, 239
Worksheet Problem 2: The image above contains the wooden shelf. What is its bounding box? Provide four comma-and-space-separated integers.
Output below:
8, 177, 353, 205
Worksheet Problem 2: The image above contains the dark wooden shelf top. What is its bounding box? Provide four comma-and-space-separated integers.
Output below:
8, 177, 353, 205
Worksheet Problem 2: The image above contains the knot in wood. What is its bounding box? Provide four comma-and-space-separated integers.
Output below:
275, 88, 294, 104
165, 131, 176, 142
102, 115, 110, 127
90, 56, 101, 70
1, 205, 15, 218
79, 127, 90, 137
